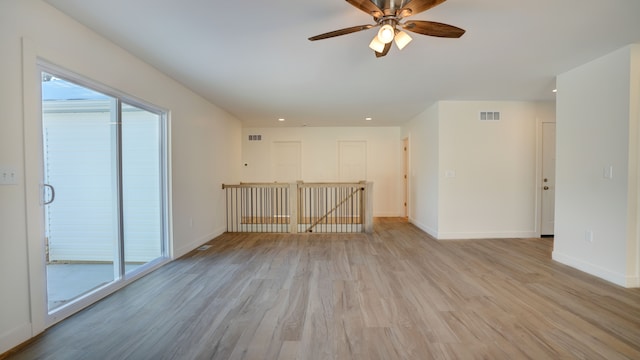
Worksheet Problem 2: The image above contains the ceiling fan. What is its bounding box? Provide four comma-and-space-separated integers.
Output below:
308, 0, 465, 57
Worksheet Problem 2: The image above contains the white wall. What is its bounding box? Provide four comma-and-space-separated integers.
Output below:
631, 45, 640, 286
554, 44, 640, 287
403, 101, 548, 239
438, 101, 539, 239
2, 2, 636, 356
401, 103, 440, 234
0, 0, 241, 353
241, 127, 404, 217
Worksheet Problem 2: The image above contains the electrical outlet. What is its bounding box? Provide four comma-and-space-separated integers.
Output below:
585, 230, 594, 243
0, 167, 18, 185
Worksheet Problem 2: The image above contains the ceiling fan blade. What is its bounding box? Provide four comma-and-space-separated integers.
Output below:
399, 0, 447, 17
346, 0, 384, 18
375, 42, 392, 57
402, 20, 465, 38
309, 24, 375, 41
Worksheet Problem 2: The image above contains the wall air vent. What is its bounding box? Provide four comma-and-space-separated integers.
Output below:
480, 111, 501, 121
248, 135, 262, 141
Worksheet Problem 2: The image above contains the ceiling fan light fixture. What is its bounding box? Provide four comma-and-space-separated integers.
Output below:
394, 30, 412, 50
377, 24, 395, 44
369, 36, 386, 52
308, 0, 466, 58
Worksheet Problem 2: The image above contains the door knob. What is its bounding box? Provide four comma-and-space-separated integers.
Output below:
44, 183, 56, 205
543, 186, 549, 190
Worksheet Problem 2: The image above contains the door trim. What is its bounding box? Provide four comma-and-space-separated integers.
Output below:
23, 39, 172, 333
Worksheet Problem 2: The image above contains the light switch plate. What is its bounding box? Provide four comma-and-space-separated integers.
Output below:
0, 166, 19, 185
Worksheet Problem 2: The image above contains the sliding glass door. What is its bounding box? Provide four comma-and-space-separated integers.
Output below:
121, 102, 165, 271
42, 79, 118, 310
41, 69, 168, 314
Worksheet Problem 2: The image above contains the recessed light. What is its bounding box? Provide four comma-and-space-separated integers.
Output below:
552, 89, 557, 93
278, 118, 285, 122
365, 117, 372, 121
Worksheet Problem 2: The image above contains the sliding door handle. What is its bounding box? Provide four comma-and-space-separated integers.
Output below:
44, 184, 55, 205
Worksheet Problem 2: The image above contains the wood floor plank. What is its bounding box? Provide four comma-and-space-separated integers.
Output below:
333, 280, 365, 359
276, 341, 299, 360
4, 218, 640, 360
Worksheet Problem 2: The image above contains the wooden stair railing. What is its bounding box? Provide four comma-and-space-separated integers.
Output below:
303, 186, 363, 233
222, 181, 373, 233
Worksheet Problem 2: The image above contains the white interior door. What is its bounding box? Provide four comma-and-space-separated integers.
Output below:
338, 141, 367, 182
541, 122, 556, 235
403, 138, 408, 218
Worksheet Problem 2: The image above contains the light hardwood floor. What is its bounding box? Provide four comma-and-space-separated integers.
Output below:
5, 218, 640, 359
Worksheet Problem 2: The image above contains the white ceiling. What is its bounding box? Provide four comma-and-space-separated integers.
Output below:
45, 0, 640, 127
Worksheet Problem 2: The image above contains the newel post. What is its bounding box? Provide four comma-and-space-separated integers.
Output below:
364, 181, 374, 233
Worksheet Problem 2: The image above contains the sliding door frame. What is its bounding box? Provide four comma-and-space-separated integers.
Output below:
23, 40, 172, 333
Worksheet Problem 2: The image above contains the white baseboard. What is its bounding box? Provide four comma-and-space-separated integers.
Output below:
408, 217, 438, 239
173, 227, 226, 259
174, 230, 225, 258
0, 322, 31, 355
552, 250, 635, 288
436, 230, 538, 240
626, 276, 640, 288
374, 212, 404, 217
405, 219, 538, 241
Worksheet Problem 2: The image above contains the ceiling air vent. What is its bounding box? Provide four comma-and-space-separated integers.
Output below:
248, 135, 262, 141
479, 111, 500, 121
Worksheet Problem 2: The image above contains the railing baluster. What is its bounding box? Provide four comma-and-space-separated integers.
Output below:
279, 187, 282, 232
309, 186, 312, 231
262, 187, 266, 233
231, 187, 235, 232
341, 187, 344, 233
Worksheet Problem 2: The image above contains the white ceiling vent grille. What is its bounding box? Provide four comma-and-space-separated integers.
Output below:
479, 111, 501, 121
248, 135, 262, 141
